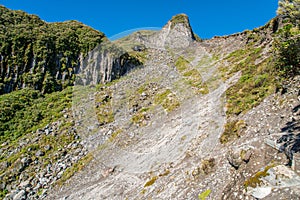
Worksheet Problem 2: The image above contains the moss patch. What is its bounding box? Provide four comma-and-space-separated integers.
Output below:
143, 170, 170, 188
198, 189, 211, 200
244, 164, 274, 188
131, 107, 150, 126
201, 158, 215, 175
144, 176, 158, 187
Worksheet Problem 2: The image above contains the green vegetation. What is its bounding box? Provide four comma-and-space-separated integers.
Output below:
219, 39, 279, 143
154, 89, 180, 112
198, 189, 211, 200
192, 158, 215, 177
57, 153, 93, 186
175, 56, 209, 94
128, 50, 148, 64
170, 14, 189, 29
277, 0, 300, 25
175, 56, 190, 72
0, 86, 88, 198
144, 176, 158, 187
275, 0, 300, 76
0, 189, 8, 199
244, 165, 274, 188
94, 87, 114, 125
131, 107, 150, 126
219, 4, 300, 144
108, 129, 123, 142
220, 54, 276, 143
129, 82, 180, 126
0, 87, 72, 143
200, 158, 215, 175
223, 47, 277, 117
220, 120, 246, 144
274, 24, 300, 76
143, 170, 170, 188
130, 88, 180, 126
0, 6, 105, 94
183, 69, 209, 94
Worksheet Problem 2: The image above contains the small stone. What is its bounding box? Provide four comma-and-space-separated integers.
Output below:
13, 190, 26, 200
0, 181, 6, 190
44, 145, 51, 151
0, 161, 10, 171
241, 149, 252, 163
19, 180, 31, 189
35, 150, 45, 157
20, 157, 32, 166
251, 187, 272, 199
57, 171, 64, 179
1, 142, 8, 147
227, 151, 242, 170
45, 129, 50, 135
73, 149, 82, 156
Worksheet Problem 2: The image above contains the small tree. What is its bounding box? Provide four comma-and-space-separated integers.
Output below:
274, 1, 300, 76
277, 0, 300, 25
275, 30, 300, 76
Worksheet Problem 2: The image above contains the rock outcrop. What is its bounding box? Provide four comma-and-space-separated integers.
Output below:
76, 42, 142, 86
149, 14, 196, 49
122, 14, 197, 49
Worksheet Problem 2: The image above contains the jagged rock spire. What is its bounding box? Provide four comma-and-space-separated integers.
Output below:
149, 13, 197, 49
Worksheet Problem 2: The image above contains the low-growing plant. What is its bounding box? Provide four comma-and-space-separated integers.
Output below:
244, 164, 275, 188
198, 189, 211, 200
154, 89, 180, 112
220, 120, 246, 144
57, 153, 93, 186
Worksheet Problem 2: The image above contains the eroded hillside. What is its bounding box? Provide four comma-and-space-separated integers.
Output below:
46, 14, 299, 200
1, 5, 300, 200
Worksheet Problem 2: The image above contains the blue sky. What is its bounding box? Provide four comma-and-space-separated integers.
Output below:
0, 0, 278, 39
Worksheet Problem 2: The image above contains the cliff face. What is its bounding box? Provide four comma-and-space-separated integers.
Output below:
76, 42, 142, 86
0, 6, 140, 94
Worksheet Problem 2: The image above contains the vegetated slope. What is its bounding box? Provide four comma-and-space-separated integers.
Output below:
1, 5, 300, 200
0, 5, 147, 199
47, 13, 300, 200
0, 5, 105, 94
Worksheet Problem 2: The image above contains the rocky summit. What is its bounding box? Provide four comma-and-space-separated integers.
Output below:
1, 3, 300, 200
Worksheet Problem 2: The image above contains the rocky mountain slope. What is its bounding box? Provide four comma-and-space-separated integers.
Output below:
48, 14, 299, 200
1, 4, 300, 200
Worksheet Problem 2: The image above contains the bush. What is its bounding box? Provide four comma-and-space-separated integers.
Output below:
274, 24, 300, 76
